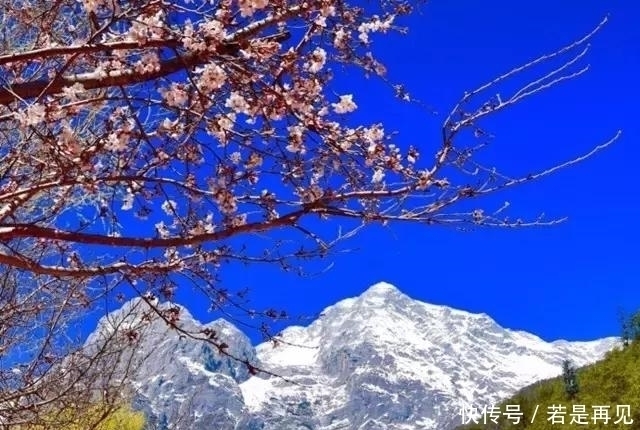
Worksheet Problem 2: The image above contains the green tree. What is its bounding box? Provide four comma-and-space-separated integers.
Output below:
631, 312, 640, 342
619, 309, 640, 347
561, 359, 579, 400
620, 310, 632, 347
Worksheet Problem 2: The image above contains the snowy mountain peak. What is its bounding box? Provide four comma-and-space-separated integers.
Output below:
241, 283, 619, 429
361, 281, 402, 297
90, 283, 619, 430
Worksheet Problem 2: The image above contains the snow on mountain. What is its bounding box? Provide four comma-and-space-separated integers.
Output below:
89, 283, 619, 430
87, 297, 259, 430
239, 282, 618, 429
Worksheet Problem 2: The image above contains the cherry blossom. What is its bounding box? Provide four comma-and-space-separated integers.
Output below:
332, 94, 358, 114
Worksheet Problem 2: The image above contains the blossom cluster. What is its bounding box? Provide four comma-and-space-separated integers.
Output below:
1, 0, 420, 276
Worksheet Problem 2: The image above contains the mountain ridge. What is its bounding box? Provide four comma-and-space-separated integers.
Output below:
89, 282, 619, 429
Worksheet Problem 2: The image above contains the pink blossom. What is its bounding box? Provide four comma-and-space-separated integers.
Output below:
332, 95, 357, 114
306, 48, 327, 73
225, 92, 250, 114
197, 63, 227, 91
15, 104, 46, 127
161, 84, 189, 107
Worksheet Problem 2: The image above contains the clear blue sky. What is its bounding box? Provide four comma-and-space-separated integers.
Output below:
118, 0, 639, 345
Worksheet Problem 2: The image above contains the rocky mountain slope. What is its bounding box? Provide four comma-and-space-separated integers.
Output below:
89, 282, 619, 429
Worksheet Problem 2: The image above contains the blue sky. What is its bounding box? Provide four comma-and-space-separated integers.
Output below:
111, 0, 639, 345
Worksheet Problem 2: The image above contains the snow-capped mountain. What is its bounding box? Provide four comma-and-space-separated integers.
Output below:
87, 297, 259, 430
90, 282, 619, 430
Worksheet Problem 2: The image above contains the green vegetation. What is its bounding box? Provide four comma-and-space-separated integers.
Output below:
18, 403, 145, 430
456, 316, 640, 430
